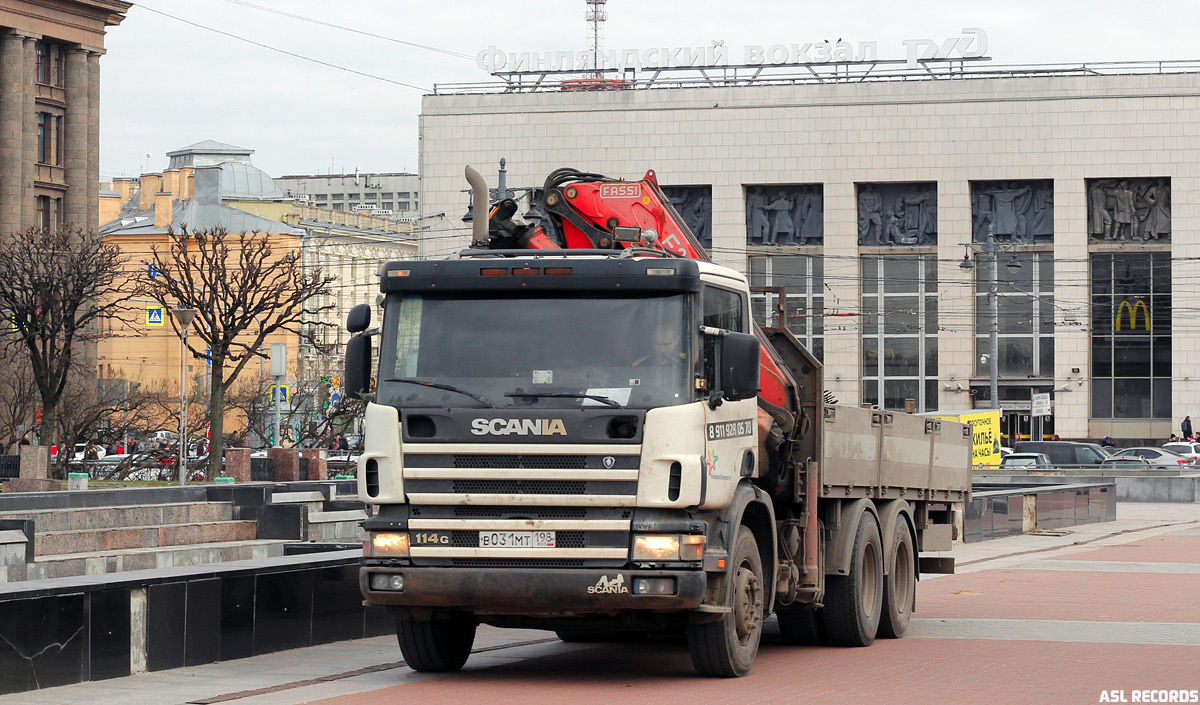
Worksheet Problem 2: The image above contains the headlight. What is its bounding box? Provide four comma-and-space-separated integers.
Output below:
366, 532, 410, 558
632, 534, 705, 561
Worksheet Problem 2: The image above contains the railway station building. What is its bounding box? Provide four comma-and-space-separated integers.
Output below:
416, 55, 1200, 442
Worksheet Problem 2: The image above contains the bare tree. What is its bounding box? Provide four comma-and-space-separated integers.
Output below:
0, 226, 132, 449
0, 346, 39, 450
226, 374, 362, 452
141, 226, 334, 479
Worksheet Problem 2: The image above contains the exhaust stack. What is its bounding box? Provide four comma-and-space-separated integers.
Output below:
465, 165, 490, 248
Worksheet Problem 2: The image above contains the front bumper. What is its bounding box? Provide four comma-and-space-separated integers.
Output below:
360, 566, 707, 612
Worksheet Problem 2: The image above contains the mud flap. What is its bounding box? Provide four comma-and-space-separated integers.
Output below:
918, 556, 955, 574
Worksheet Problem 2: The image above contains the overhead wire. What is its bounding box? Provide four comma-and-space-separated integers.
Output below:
132, 2, 431, 92
217, 0, 476, 61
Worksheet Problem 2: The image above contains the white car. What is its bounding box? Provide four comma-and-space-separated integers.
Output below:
53, 443, 106, 462
1163, 442, 1200, 461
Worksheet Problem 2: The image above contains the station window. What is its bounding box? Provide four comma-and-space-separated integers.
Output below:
862, 255, 939, 412
1091, 252, 1171, 419
749, 254, 823, 362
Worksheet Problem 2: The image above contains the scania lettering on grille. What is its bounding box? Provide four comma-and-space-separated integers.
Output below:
470, 418, 568, 436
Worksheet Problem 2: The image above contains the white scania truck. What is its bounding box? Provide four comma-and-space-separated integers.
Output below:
347, 167, 970, 677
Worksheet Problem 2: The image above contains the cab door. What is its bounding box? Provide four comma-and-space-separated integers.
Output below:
699, 284, 757, 509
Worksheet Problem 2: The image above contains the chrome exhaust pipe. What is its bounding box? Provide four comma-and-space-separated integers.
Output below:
465, 165, 489, 248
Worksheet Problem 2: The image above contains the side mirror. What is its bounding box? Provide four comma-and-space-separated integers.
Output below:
344, 334, 372, 400
719, 332, 761, 402
347, 303, 371, 334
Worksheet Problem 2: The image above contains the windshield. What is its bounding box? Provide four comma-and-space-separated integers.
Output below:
377, 292, 692, 409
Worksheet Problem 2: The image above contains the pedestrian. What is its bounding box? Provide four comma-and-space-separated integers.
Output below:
1052, 434, 1061, 441
1169, 433, 1179, 443
1101, 435, 1115, 448
1183, 416, 1193, 441
338, 435, 349, 451
18, 435, 29, 447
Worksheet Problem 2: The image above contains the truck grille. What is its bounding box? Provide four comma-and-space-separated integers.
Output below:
452, 454, 587, 469
451, 479, 585, 495
403, 450, 636, 566
450, 558, 587, 568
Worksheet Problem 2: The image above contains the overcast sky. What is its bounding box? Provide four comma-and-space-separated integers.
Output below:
99, 0, 1200, 181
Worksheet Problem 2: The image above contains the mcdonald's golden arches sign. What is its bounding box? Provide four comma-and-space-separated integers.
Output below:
1115, 299, 1151, 331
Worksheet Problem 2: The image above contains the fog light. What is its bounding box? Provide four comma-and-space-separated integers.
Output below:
370, 573, 405, 591
633, 577, 676, 595
368, 532, 410, 558
633, 535, 680, 560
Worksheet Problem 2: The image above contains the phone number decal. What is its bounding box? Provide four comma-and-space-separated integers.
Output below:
707, 419, 755, 441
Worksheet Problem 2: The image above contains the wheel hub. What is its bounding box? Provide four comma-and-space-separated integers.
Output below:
732, 565, 762, 641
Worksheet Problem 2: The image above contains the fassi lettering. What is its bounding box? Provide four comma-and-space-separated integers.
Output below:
470, 418, 568, 436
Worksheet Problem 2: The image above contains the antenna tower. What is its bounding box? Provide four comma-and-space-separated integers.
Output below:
585, 0, 607, 78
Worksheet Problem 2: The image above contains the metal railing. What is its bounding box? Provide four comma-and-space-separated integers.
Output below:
0, 455, 19, 480
433, 59, 1200, 95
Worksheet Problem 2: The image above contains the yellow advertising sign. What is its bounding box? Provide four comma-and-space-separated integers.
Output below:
1115, 300, 1150, 332
932, 409, 1001, 467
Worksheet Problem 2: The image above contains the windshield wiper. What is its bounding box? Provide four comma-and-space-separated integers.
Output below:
383, 378, 494, 407
504, 392, 621, 408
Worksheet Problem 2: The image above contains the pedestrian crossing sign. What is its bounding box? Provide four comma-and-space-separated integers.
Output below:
146, 306, 165, 327
268, 384, 291, 403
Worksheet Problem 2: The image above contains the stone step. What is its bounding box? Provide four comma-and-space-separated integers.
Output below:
307, 509, 366, 542
35, 520, 257, 557
272, 491, 326, 504
0, 529, 27, 567
0, 501, 235, 533
8, 539, 290, 582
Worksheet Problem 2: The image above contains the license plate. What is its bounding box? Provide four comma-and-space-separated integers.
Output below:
478, 531, 556, 548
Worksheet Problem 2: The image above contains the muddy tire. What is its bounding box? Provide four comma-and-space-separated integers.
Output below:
396, 613, 477, 672
823, 513, 883, 647
776, 605, 826, 645
687, 527, 764, 677
878, 519, 915, 639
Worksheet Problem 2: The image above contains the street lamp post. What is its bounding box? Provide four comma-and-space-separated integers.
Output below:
960, 227, 1022, 412
172, 308, 198, 486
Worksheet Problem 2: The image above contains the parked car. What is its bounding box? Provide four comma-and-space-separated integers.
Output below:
1102, 446, 1194, 469
327, 450, 359, 476
1012, 441, 1110, 467
999, 452, 1053, 469
1163, 441, 1200, 461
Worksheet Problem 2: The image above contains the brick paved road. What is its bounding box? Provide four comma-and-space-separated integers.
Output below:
7, 503, 1198, 705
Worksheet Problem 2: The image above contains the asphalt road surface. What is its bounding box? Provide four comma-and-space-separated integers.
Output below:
7, 502, 1199, 705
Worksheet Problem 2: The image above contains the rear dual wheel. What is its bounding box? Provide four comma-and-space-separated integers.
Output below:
879, 519, 915, 639
823, 513, 883, 647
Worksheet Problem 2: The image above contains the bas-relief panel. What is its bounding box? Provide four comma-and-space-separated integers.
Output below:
856, 183, 937, 246
1087, 178, 1171, 242
971, 180, 1054, 243
661, 186, 712, 249
745, 185, 823, 246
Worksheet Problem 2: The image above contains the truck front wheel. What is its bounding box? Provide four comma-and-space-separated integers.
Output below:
687, 527, 764, 677
396, 613, 477, 672
823, 512, 883, 647
878, 520, 915, 638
